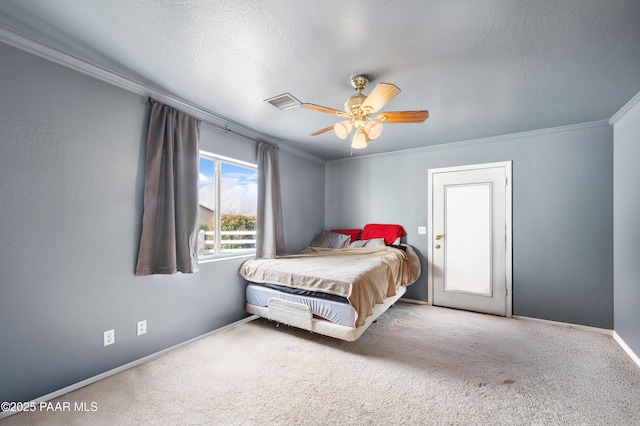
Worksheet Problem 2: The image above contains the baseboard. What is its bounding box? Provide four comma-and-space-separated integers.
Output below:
512, 315, 613, 336
613, 331, 640, 370
398, 297, 429, 305
0, 315, 258, 420
510, 316, 640, 371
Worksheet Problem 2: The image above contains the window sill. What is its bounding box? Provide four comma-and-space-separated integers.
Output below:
198, 252, 255, 264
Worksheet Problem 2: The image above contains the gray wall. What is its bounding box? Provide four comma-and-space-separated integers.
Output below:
326, 123, 614, 329
613, 99, 640, 356
1, 31, 629, 407
0, 41, 325, 404
279, 149, 326, 253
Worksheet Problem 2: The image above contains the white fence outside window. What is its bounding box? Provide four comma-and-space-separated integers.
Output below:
197, 230, 256, 255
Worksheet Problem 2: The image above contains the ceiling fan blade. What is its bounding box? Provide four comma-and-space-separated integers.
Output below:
361, 83, 401, 113
374, 110, 429, 123
301, 103, 346, 116
309, 125, 335, 136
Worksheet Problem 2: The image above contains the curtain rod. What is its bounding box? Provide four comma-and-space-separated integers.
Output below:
148, 97, 259, 145
146, 98, 325, 164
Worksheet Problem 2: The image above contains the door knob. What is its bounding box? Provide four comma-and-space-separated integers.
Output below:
435, 234, 445, 240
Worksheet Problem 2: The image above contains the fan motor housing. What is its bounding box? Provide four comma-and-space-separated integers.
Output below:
345, 93, 367, 115
346, 75, 372, 116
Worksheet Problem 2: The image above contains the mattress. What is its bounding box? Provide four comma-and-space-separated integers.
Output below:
246, 286, 407, 341
240, 245, 420, 327
246, 283, 357, 327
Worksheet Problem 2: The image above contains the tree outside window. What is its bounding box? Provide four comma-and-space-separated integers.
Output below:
198, 153, 257, 257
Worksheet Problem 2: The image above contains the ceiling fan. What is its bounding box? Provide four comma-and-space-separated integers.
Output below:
301, 75, 429, 149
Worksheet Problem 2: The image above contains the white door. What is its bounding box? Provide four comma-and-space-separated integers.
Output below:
428, 162, 512, 316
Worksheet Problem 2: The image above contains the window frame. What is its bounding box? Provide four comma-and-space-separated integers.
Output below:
198, 149, 258, 261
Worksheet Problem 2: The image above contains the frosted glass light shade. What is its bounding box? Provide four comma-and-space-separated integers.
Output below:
364, 121, 383, 139
334, 120, 353, 139
351, 132, 367, 149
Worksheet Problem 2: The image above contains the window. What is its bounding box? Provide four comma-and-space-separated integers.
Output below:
198, 151, 258, 258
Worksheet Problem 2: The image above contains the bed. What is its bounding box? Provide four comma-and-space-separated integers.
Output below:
239, 224, 421, 341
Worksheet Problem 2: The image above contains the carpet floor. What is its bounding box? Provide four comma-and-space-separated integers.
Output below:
3, 303, 640, 425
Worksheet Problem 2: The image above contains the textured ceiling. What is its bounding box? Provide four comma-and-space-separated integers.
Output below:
1, 0, 639, 160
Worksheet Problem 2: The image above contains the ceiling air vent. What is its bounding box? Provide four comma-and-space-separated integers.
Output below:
264, 93, 301, 111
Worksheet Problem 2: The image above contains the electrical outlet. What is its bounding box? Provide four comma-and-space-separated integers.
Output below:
137, 320, 147, 336
103, 329, 115, 346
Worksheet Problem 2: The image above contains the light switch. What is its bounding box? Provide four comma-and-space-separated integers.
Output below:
418, 226, 427, 235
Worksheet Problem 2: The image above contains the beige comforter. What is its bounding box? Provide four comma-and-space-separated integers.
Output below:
239, 245, 420, 327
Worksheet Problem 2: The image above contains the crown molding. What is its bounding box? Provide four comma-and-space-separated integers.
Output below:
609, 90, 640, 124
274, 142, 326, 165
327, 120, 610, 164
0, 24, 148, 96
0, 24, 325, 165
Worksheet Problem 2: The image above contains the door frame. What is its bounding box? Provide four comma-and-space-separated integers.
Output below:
427, 161, 513, 317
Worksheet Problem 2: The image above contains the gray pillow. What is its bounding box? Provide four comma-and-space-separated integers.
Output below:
309, 230, 350, 249
349, 237, 386, 248
348, 239, 368, 248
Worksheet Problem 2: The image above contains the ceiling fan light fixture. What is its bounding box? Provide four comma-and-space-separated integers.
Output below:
303, 75, 428, 151
364, 121, 383, 139
351, 131, 367, 149
334, 120, 353, 139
